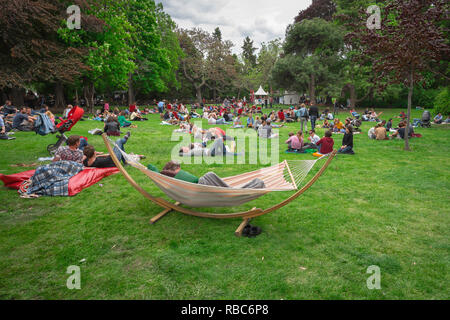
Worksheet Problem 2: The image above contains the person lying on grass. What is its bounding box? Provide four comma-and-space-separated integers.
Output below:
313, 130, 334, 157
82, 132, 143, 168
160, 161, 265, 189
338, 125, 355, 155
179, 137, 241, 157
285, 131, 304, 151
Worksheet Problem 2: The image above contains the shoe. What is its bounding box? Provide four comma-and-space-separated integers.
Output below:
248, 226, 262, 238
242, 225, 251, 237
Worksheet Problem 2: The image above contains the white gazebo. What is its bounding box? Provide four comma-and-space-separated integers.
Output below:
255, 85, 268, 96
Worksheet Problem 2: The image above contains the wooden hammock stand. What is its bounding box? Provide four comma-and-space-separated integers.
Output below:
103, 134, 337, 237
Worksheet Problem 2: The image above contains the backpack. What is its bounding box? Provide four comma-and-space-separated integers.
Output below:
299, 107, 308, 118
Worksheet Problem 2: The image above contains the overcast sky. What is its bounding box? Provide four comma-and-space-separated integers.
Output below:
157, 0, 312, 55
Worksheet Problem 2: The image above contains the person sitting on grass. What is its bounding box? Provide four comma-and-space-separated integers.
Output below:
368, 125, 376, 139
118, 111, 132, 128
12, 107, 35, 131
333, 118, 345, 133
232, 115, 244, 128
433, 113, 443, 124
391, 121, 415, 140
301, 129, 320, 151
314, 130, 334, 157
53, 135, 83, 163
338, 125, 355, 154
160, 161, 265, 189
247, 113, 254, 128
386, 118, 393, 131
104, 116, 121, 136
0, 113, 15, 140
322, 119, 331, 129
375, 122, 388, 140
130, 110, 147, 121
285, 131, 303, 151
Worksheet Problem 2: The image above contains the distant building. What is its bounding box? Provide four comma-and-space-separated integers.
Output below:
280, 91, 301, 105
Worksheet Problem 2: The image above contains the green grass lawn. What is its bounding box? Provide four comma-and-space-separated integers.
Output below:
0, 108, 449, 300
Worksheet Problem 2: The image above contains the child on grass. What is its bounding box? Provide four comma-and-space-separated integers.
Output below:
314, 130, 334, 157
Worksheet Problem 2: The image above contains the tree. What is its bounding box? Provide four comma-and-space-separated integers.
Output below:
178, 28, 236, 103
347, 0, 449, 151
242, 36, 257, 68
0, 0, 101, 107
295, 0, 337, 23
178, 28, 214, 103
213, 27, 222, 41
272, 18, 344, 104
257, 39, 283, 95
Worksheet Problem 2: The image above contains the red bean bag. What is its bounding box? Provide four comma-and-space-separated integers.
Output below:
0, 167, 119, 196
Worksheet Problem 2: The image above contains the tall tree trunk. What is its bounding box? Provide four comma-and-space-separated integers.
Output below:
83, 79, 95, 113
75, 88, 79, 105
196, 86, 202, 104
309, 74, 316, 104
404, 70, 413, 151
55, 82, 65, 111
10, 87, 25, 107
128, 73, 135, 106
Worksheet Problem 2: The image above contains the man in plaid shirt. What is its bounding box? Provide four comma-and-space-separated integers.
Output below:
53, 135, 83, 163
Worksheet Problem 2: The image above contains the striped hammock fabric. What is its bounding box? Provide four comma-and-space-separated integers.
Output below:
111, 140, 320, 207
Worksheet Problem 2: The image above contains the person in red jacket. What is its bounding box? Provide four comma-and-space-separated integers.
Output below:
277, 110, 285, 123
315, 130, 334, 156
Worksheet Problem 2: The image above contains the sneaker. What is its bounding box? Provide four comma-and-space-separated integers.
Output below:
242, 225, 251, 237
248, 226, 262, 238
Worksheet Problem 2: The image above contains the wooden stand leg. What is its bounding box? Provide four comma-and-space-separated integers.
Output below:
150, 202, 180, 225
235, 218, 251, 237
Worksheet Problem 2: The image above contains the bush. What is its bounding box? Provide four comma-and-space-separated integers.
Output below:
433, 87, 450, 115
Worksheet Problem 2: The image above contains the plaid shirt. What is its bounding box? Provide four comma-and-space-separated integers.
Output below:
27, 161, 84, 196
55, 146, 83, 163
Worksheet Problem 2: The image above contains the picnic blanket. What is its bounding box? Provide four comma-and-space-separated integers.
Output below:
0, 164, 119, 197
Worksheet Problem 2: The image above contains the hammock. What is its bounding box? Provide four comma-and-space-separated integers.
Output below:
108, 137, 319, 207
102, 134, 336, 236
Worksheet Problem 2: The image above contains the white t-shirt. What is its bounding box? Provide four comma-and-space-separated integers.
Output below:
208, 118, 216, 125
310, 134, 320, 144
368, 127, 376, 138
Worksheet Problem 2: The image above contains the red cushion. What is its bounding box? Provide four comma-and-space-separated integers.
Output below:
0, 167, 119, 196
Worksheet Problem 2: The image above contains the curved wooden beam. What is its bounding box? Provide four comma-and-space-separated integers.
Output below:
102, 134, 336, 220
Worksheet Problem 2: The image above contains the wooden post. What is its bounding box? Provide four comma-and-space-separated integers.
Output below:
235, 218, 251, 237
150, 202, 180, 225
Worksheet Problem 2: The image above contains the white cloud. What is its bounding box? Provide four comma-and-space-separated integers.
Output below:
157, 0, 312, 54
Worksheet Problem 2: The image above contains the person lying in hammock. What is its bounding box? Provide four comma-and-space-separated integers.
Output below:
160, 161, 266, 189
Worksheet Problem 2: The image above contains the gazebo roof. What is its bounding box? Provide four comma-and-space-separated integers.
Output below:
255, 86, 268, 96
